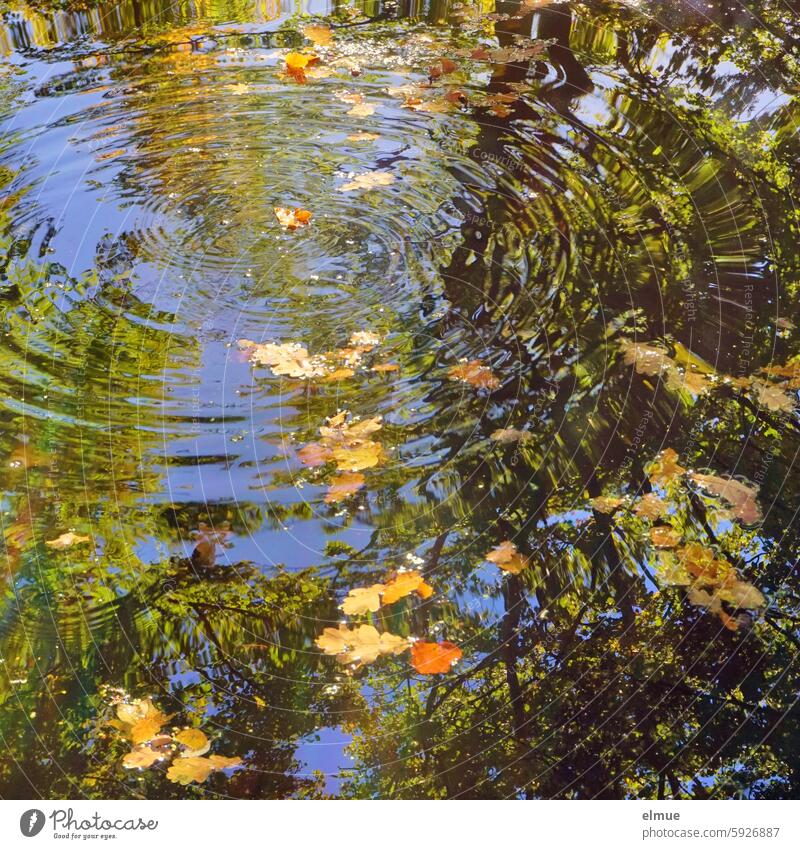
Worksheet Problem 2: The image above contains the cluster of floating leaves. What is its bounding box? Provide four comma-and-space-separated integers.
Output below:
622, 340, 799, 414
239, 330, 391, 382
588, 447, 766, 631
316, 568, 462, 674
109, 696, 242, 785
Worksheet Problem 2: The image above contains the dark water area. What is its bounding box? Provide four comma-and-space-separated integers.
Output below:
0, 0, 799, 799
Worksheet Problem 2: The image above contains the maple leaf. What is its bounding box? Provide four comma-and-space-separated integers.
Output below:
381, 570, 433, 604
634, 493, 668, 520
274, 207, 312, 229
45, 531, 91, 550
485, 540, 528, 574
325, 471, 366, 503
341, 583, 385, 615
689, 473, 762, 525
647, 448, 686, 485
174, 728, 210, 758
122, 746, 165, 769
449, 359, 500, 390
649, 525, 681, 548
167, 755, 242, 786
339, 171, 396, 192
411, 641, 463, 674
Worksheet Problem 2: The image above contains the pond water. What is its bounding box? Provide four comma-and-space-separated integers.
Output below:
0, 0, 799, 799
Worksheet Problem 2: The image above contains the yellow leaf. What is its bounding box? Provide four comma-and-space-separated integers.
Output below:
590, 496, 624, 514
331, 441, 383, 471
45, 532, 91, 550
324, 367, 355, 381
341, 583, 385, 615
348, 132, 380, 142
315, 624, 409, 667
167, 755, 242, 786
621, 341, 673, 377
339, 171, 396, 192
371, 362, 400, 373
490, 428, 531, 444
122, 746, 165, 769
174, 728, 210, 758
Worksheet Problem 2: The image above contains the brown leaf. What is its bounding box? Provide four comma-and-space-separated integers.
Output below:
649, 525, 681, 548
490, 428, 531, 444
647, 448, 686, 485
122, 746, 165, 769
689, 473, 762, 525
751, 379, 796, 413
485, 540, 528, 574
634, 493, 668, 520
410, 641, 463, 674
621, 341, 673, 377
449, 359, 500, 390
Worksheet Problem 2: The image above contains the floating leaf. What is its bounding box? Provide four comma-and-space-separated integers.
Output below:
485, 540, 528, 574
717, 577, 766, 610
341, 583, 385, 615
274, 207, 312, 229
590, 496, 624, 514
621, 341, 673, 377
490, 428, 531, 444
410, 641, 463, 674
241, 340, 328, 379
689, 473, 761, 525
349, 330, 381, 348
167, 755, 242, 786
122, 746, 165, 769
751, 379, 796, 413
339, 171, 396, 192
634, 493, 668, 520
677, 542, 735, 584
45, 532, 91, 550
449, 359, 500, 390
381, 571, 433, 604
649, 525, 681, 548
324, 367, 355, 381
348, 132, 380, 142
284, 51, 318, 82
331, 441, 383, 471
647, 448, 686, 485
130, 712, 169, 745
174, 728, 210, 758
315, 624, 409, 667
371, 362, 400, 373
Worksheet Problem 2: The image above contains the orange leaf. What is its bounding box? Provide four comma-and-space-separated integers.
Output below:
274, 207, 312, 229
448, 359, 500, 390
381, 571, 433, 604
411, 641, 463, 674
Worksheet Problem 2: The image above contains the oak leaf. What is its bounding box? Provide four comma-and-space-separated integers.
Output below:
315, 624, 409, 667
341, 583, 385, 615
325, 472, 366, 503
122, 746, 165, 769
331, 441, 383, 471
167, 755, 242, 785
